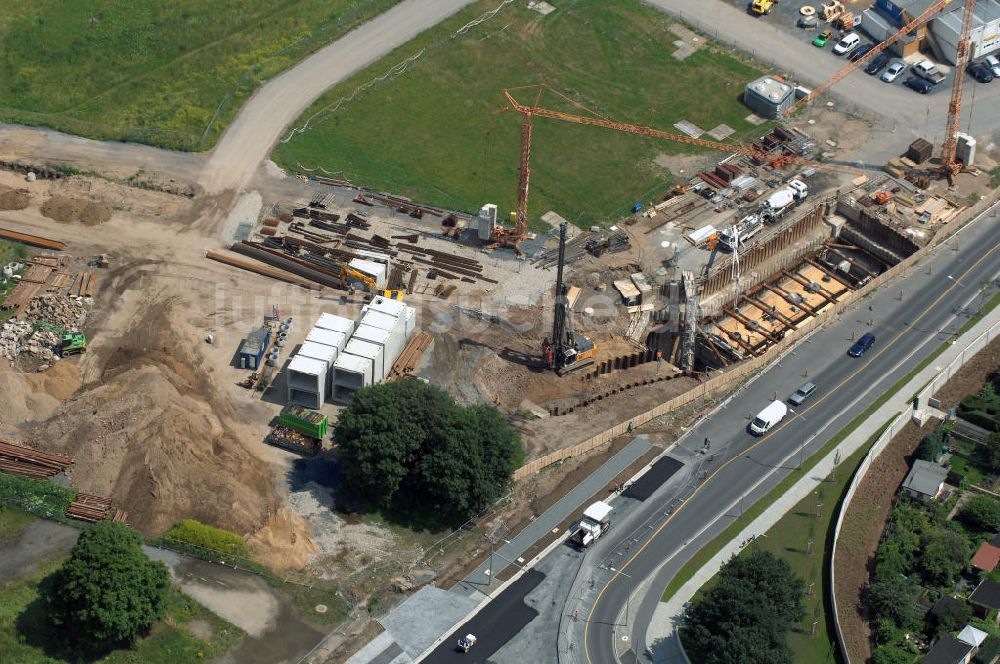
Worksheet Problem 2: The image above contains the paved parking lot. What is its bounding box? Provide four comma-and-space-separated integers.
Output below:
653, 0, 1000, 149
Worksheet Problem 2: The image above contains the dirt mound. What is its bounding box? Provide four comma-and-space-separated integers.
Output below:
30, 305, 277, 537
0, 184, 30, 210
40, 196, 112, 225
248, 508, 318, 571
0, 366, 61, 428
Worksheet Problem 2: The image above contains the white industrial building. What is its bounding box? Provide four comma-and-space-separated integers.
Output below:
869, 0, 1000, 63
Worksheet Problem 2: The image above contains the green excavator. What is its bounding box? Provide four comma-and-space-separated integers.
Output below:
31, 321, 88, 358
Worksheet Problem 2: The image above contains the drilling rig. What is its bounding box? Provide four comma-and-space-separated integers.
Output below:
542, 222, 597, 375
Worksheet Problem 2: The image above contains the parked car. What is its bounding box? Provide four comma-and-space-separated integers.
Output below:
864, 52, 891, 75
881, 60, 906, 82
832, 33, 861, 56
788, 382, 817, 406
903, 76, 933, 94
968, 62, 994, 83
985, 54, 1000, 78
849, 43, 875, 62
848, 332, 876, 357
813, 29, 833, 47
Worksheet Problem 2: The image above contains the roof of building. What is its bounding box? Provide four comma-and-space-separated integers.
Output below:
972, 542, 1000, 572
937, 0, 1000, 33
921, 635, 973, 664
929, 594, 966, 620
745, 75, 795, 103
958, 624, 989, 648
902, 459, 948, 497
970, 579, 1000, 609
990, 533, 1000, 548
240, 327, 269, 355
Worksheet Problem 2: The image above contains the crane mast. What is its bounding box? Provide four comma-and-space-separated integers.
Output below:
941, 0, 977, 179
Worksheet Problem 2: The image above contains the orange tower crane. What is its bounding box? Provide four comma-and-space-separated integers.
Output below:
493, 84, 863, 251
940, 0, 977, 179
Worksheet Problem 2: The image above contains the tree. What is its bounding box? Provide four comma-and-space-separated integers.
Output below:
682, 550, 803, 664
41, 521, 169, 653
985, 433, 1000, 473
865, 577, 922, 630
918, 528, 969, 587
334, 380, 524, 527
934, 597, 973, 635
957, 494, 1000, 533
915, 428, 948, 463
871, 644, 915, 664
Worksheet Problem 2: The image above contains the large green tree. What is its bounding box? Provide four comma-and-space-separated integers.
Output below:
918, 528, 969, 587
682, 550, 804, 664
41, 521, 169, 653
957, 494, 1000, 533
335, 380, 524, 527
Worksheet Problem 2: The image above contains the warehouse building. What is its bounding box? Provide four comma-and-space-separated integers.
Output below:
868, 0, 1000, 64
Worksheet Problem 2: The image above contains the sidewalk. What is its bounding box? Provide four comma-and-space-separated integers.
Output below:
645, 302, 1000, 661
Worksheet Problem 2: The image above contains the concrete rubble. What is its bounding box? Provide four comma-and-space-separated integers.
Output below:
0, 294, 89, 363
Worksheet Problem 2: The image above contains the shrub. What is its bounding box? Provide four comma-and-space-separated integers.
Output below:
0, 474, 76, 520
957, 495, 1000, 533
163, 519, 250, 557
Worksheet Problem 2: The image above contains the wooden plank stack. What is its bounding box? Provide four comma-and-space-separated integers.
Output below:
0, 439, 73, 479
386, 332, 432, 381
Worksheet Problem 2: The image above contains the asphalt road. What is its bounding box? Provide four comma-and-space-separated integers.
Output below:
579, 204, 1000, 664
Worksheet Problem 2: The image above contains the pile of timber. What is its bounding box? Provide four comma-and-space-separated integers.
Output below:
387, 332, 432, 381
397, 245, 497, 284
66, 493, 114, 522
0, 439, 73, 479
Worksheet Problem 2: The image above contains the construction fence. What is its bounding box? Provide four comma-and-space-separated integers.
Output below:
513, 189, 1000, 482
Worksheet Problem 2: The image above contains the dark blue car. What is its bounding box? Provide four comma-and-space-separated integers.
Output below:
848, 332, 876, 357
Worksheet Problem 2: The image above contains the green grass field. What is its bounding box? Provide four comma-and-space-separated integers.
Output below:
273, 0, 763, 227
0, 554, 244, 663
0, 0, 401, 150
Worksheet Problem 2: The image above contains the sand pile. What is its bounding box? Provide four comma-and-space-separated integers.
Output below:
0, 184, 30, 210
30, 307, 277, 536
41, 196, 112, 225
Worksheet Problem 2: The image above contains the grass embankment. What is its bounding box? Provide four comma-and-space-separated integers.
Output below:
0, 0, 401, 150
273, 0, 763, 227
662, 286, 1000, 604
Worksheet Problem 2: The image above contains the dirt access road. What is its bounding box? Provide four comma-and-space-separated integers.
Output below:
201, 0, 478, 196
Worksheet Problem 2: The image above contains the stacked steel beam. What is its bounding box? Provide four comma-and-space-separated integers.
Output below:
0, 440, 73, 479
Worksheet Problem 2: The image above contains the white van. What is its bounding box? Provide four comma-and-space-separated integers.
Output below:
832, 33, 860, 56
749, 400, 788, 435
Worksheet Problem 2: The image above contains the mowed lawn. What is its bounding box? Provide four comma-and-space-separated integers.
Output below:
273, 0, 763, 227
0, 0, 400, 150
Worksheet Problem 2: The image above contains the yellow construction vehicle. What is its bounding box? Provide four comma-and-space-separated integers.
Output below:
339, 265, 404, 300
750, 0, 777, 15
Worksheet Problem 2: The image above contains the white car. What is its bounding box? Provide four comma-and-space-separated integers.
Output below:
833, 33, 861, 56
986, 54, 1000, 78
881, 60, 906, 82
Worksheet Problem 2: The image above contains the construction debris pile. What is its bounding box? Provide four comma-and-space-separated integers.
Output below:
0, 293, 89, 364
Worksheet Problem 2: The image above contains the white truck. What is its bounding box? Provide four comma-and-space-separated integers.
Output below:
718, 214, 763, 252
912, 60, 947, 85
569, 501, 613, 547
748, 400, 788, 435
760, 180, 808, 223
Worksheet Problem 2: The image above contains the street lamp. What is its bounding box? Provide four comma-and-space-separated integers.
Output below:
609, 567, 634, 627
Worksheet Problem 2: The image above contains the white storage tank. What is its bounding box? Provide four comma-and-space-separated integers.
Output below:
286, 355, 327, 409
315, 313, 354, 342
